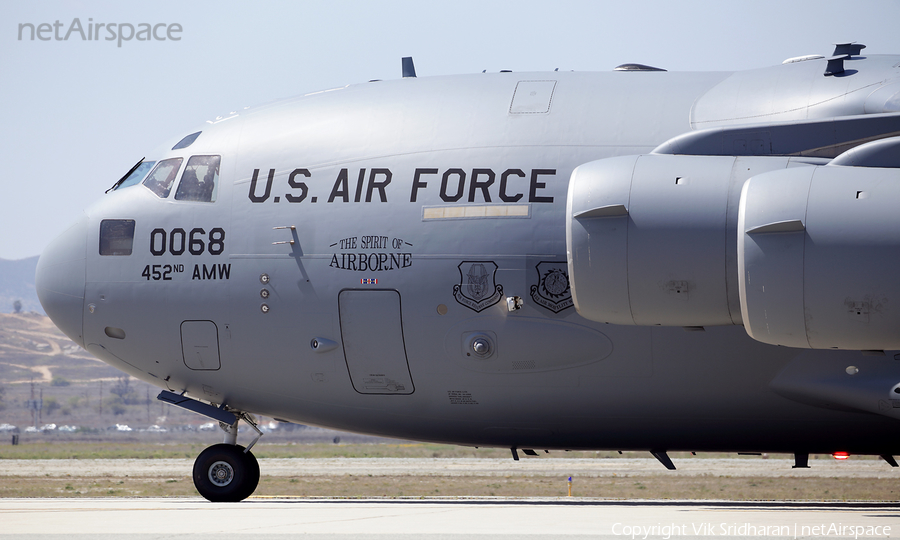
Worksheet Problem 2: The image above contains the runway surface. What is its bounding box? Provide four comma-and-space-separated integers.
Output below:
1, 497, 898, 539
2, 458, 898, 538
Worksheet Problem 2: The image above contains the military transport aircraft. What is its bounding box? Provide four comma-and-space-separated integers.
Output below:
36, 43, 900, 501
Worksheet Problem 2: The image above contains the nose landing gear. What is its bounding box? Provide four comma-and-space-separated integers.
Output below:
193, 443, 260, 502
157, 391, 264, 502
193, 414, 263, 502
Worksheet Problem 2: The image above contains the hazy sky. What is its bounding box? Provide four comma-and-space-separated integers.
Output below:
2, 0, 899, 260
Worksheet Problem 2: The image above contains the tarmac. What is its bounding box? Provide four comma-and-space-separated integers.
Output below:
1, 457, 899, 538
0, 497, 898, 539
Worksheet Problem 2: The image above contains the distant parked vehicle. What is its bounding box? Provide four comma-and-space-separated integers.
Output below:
144, 425, 167, 433
198, 422, 217, 432
260, 421, 280, 433
23, 426, 39, 434
57, 425, 78, 433
0, 423, 18, 433
115, 424, 132, 432
39, 423, 57, 432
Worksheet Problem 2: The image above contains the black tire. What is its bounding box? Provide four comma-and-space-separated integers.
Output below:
193, 443, 260, 502
241, 447, 260, 499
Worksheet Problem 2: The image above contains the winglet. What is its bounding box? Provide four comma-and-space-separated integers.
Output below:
824, 55, 849, 76
651, 450, 676, 470
402, 57, 417, 78
833, 42, 866, 57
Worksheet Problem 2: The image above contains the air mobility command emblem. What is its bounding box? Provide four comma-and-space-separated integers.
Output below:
530, 261, 573, 313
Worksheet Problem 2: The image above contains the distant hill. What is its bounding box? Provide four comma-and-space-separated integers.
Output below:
0, 256, 44, 314
0, 312, 199, 431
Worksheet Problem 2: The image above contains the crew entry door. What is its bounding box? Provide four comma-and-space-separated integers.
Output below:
339, 290, 414, 394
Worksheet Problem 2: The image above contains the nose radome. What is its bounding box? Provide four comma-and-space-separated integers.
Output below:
36, 215, 87, 348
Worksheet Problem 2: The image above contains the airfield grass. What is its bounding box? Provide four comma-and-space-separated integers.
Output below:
0, 441, 885, 461
0, 441, 517, 460
0, 442, 897, 501
1, 474, 897, 501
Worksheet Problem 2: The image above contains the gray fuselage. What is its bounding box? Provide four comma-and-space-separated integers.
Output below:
39, 55, 900, 455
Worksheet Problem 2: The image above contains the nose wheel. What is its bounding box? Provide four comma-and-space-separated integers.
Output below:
193, 443, 260, 502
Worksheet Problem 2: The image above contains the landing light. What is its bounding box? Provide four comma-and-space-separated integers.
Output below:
832, 452, 850, 460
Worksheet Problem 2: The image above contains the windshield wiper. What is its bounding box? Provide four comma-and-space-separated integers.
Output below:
106, 157, 146, 193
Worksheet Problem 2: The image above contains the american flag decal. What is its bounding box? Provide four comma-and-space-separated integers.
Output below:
360, 278, 377, 285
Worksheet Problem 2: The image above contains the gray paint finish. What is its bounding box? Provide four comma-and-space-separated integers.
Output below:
33, 50, 900, 500
340, 290, 414, 395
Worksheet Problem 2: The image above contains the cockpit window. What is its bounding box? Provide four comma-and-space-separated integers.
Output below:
142, 158, 183, 198
114, 160, 156, 191
175, 155, 220, 203
172, 131, 201, 150
99, 219, 135, 256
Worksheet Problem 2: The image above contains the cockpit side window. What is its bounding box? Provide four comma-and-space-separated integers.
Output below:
142, 158, 184, 198
175, 155, 220, 203
99, 219, 135, 256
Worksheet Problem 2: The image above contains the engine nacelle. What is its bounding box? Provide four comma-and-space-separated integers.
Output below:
738, 165, 900, 350
566, 154, 801, 326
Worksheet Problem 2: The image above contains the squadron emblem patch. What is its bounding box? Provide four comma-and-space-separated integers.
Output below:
530, 261, 573, 313
453, 261, 503, 312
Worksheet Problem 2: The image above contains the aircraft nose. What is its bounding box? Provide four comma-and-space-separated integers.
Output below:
36, 215, 87, 348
